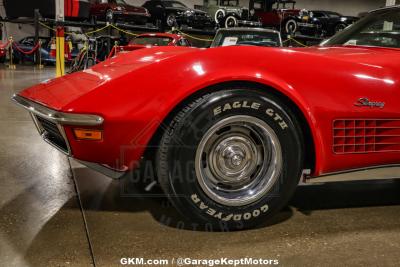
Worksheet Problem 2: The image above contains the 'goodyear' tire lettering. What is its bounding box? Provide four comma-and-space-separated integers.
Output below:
191, 194, 269, 222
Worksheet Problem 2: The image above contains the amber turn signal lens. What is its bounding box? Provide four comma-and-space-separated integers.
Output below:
73, 129, 103, 141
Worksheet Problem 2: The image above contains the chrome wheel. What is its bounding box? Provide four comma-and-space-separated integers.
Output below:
215, 9, 225, 23
285, 19, 297, 34
195, 115, 283, 207
225, 16, 237, 28
166, 14, 176, 27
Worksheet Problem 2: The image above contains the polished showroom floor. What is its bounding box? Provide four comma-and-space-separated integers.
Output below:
1, 66, 400, 267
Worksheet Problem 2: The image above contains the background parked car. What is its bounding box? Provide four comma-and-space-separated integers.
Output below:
250, 0, 320, 35
120, 33, 191, 52
311, 11, 359, 36
12, 37, 52, 64
211, 27, 282, 47
142, 0, 215, 30
13, 36, 76, 65
90, 0, 150, 24
195, 0, 261, 28
3, 0, 90, 19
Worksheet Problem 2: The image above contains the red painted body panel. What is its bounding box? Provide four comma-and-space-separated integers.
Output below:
19, 45, 400, 176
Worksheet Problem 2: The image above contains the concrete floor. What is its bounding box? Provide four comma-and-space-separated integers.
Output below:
1, 66, 400, 267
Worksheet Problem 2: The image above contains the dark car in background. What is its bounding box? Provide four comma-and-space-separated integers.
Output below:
211, 27, 282, 47
312, 11, 359, 36
90, 0, 150, 24
142, 0, 214, 30
12, 37, 52, 64
250, 0, 320, 35
3, 0, 90, 19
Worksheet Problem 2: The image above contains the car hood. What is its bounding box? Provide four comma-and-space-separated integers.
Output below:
19, 46, 198, 111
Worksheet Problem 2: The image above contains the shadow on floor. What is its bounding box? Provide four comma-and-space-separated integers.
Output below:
71, 166, 400, 231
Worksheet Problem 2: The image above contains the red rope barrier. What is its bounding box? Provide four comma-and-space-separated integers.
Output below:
107, 46, 116, 59
12, 42, 40, 55
0, 41, 10, 49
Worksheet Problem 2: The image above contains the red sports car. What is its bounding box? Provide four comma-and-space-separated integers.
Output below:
119, 33, 191, 52
14, 6, 400, 230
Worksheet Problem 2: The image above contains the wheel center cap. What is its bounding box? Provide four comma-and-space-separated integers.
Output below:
231, 154, 243, 166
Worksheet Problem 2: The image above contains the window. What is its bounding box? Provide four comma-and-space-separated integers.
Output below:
220, 0, 239, 7
312, 12, 326, 18
211, 30, 282, 47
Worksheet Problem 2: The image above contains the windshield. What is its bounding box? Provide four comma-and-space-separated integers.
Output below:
131, 36, 173, 46
323, 8, 400, 48
163, 1, 187, 8
211, 30, 282, 48
212, 0, 239, 7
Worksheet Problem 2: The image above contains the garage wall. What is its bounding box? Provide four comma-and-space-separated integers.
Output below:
0, 0, 394, 42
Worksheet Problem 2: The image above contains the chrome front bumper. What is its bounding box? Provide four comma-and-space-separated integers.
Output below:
12, 95, 125, 179
238, 20, 262, 27
12, 95, 104, 126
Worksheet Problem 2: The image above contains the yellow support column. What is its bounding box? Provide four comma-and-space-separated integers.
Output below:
8, 37, 16, 70
38, 40, 44, 69
56, 26, 65, 77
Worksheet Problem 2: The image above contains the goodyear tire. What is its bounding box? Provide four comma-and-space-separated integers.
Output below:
156, 89, 304, 230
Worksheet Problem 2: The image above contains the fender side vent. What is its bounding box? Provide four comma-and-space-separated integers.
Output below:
333, 119, 400, 154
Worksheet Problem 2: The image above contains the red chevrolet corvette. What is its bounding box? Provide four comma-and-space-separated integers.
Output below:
13, 6, 400, 230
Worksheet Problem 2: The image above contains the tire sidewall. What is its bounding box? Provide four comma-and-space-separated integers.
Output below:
157, 90, 303, 230
225, 16, 238, 28
285, 19, 297, 34
215, 9, 225, 24
166, 13, 176, 27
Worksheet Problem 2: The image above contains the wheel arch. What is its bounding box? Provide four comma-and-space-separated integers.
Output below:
147, 80, 317, 174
